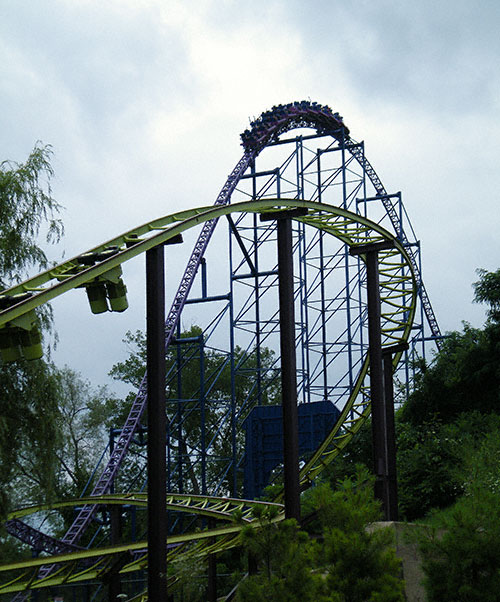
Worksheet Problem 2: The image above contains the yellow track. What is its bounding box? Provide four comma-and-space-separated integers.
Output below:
0, 199, 416, 596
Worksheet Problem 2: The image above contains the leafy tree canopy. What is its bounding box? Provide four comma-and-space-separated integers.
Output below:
307, 468, 404, 602
400, 323, 500, 425
233, 468, 405, 602
0, 360, 62, 515
109, 325, 279, 496
0, 144, 64, 520
418, 431, 500, 601
473, 267, 500, 323
400, 268, 500, 426
394, 268, 500, 518
0, 143, 63, 288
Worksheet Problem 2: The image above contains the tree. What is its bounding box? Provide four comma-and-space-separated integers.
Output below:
1, 366, 119, 536
399, 267, 500, 595
473, 268, 500, 323
170, 554, 207, 602
235, 468, 405, 601
401, 268, 500, 427
109, 326, 279, 496
393, 268, 500, 519
0, 143, 63, 287
0, 360, 62, 515
236, 511, 326, 602
395, 416, 464, 520
0, 143, 64, 519
54, 367, 118, 499
400, 321, 500, 426
419, 432, 500, 601
306, 468, 405, 602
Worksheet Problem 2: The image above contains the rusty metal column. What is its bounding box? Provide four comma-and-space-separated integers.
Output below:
108, 506, 122, 600
147, 244, 167, 601
350, 240, 395, 519
382, 342, 409, 521
278, 216, 300, 521
261, 208, 307, 521
207, 518, 217, 602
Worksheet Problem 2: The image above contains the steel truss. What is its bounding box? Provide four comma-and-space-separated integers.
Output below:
1, 196, 418, 598
164, 128, 438, 499
0, 103, 439, 599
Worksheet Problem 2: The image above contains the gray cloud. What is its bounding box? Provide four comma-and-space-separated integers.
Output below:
1, 1, 193, 137
1, 0, 499, 390
285, 0, 500, 114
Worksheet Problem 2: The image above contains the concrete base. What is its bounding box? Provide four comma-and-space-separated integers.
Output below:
368, 522, 426, 602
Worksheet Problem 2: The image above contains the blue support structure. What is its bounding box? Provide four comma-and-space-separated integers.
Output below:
4, 102, 445, 602
158, 111, 441, 500
6, 103, 441, 567
243, 401, 341, 499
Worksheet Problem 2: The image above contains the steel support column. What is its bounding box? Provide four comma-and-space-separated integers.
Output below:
278, 217, 301, 521
207, 518, 217, 602
261, 208, 307, 521
383, 349, 398, 521
208, 552, 217, 602
382, 342, 408, 521
147, 244, 167, 601
350, 240, 395, 519
108, 505, 122, 600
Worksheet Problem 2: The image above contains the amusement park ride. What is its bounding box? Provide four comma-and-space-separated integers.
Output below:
0, 101, 441, 600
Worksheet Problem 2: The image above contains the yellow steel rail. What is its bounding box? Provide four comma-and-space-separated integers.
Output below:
0, 198, 416, 595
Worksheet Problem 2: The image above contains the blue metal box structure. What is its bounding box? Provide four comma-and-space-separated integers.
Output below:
244, 400, 341, 499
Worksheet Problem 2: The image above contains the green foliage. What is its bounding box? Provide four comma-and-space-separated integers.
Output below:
315, 319, 500, 601
419, 489, 500, 601
401, 321, 500, 432
0, 363, 120, 536
473, 267, 500, 323
396, 412, 500, 520
459, 426, 500, 498
396, 268, 500, 520
0, 360, 62, 515
316, 420, 372, 489
110, 326, 279, 406
0, 143, 63, 288
400, 268, 500, 428
236, 513, 325, 602
307, 468, 405, 602
236, 468, 405, 601
170, 555, 207, 602
108, 329, 147, 390
110, 326, 279, 494
321, 526, 404, 602
54, 367, 119, 498
304, 467, 381, 533
396, 418, 462, 520
0, 144, 65, 518
400, 323, 500, 425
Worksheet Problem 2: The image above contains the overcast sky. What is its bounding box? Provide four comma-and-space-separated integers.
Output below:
2, 0, 499, 394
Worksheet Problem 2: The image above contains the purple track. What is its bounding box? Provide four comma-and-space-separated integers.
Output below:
6, 101, 440, 599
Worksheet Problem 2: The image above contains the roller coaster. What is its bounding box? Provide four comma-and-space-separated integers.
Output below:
0, 101, 439, 600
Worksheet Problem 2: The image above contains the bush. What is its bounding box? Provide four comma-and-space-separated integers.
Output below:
308, 468, 405, 602
236, 513, 324, 602
419, 432, 500, 601
396, 412, 500, 520
236, 468, 405, 601
420, 491, 500, 601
